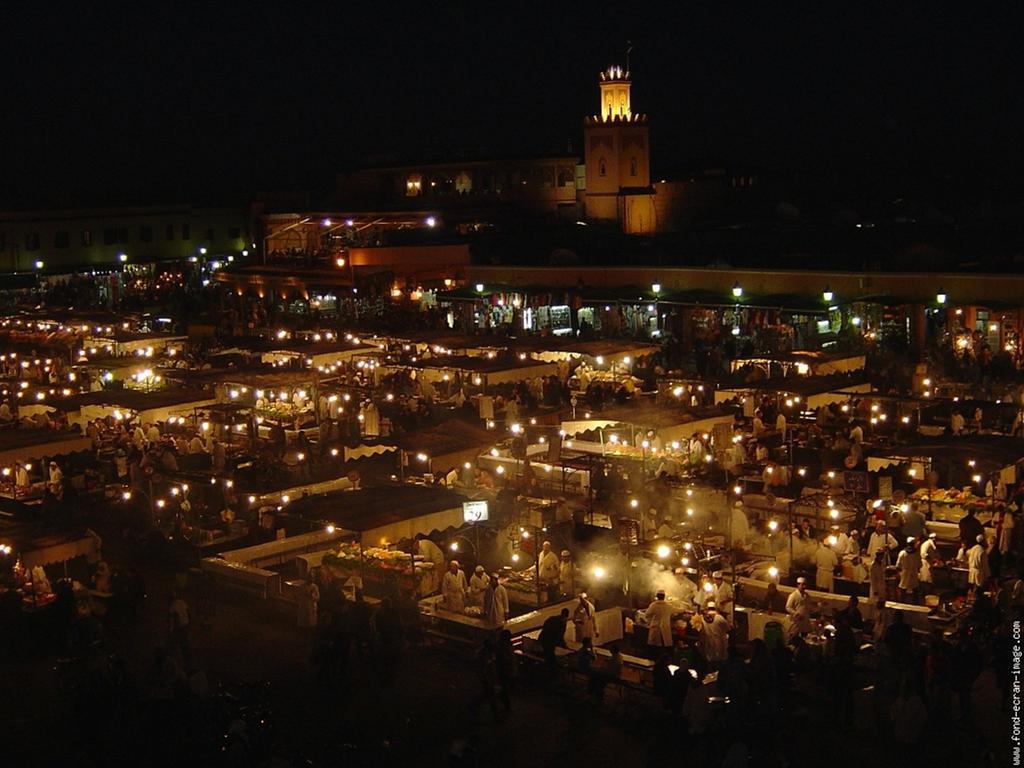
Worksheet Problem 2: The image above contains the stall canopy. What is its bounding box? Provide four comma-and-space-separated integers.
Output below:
385, 419, 495, 469
867, 436, 1024, 476
0, 429, 94, 467
287, 484, 469, 545
731, 351, 866, 377
47, 388, 217, 426
20, 531, 101, 569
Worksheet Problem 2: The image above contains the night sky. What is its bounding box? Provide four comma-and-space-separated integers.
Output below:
2, 3, 1020, 206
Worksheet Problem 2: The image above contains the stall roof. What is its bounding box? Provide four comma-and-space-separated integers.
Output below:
401, 354, 551, 374
566, 401, 731, 431
0, 427, 89, 452
732, 350, 860, 366
163, 367, 325, 388
46, 388, 214, 413
223, 336, 382, 356
83, 330, 185, 344
719, 373, 869, 396
868, 436, 1024, 471
287, 484, 468, 532
385, 419, 495, 458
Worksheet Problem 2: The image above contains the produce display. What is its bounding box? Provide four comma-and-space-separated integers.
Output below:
322, 541, 434, 572
911, 487, 1006, 511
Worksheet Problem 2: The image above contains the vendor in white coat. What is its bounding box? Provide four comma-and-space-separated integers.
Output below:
415, 534, 445, 595
966, 534, 990, 596
700, 602, 731, 666
867, 522, 897, 562
537, 540, 560, 593
484, 573, 509, 626
814, 538, 839, 592
467, 565, 489, 607
869, 548, 888, 601
643, 589, 675, 650
572, 592, 598, 642
919, 532, 938, 587
844, 528, 861, 557
558, 549, 575, 597
730, 502, 750, 548
785, 577, 814, 640
711, 571, 734, 625
895, 538, 922, 603
442, 560, 468, 612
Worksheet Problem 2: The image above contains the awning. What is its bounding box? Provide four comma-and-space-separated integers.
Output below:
21, 533, 100, 569
345, 444, 397, 462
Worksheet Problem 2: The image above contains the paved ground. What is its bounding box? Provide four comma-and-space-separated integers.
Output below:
1, 512, 1014, 768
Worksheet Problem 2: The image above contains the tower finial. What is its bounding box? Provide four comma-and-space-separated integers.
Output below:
626, 41, 633, 73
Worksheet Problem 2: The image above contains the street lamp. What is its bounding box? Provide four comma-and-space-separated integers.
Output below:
732, 282, 743, 299
822, 287, 834, 303
651, 282, 661, 295
936, 290, 947, 305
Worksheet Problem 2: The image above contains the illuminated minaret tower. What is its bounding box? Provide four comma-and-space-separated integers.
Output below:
583, 65, 654, 233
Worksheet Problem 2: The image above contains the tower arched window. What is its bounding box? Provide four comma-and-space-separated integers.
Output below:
598, 159, 606, 177
630, 157, 638, 177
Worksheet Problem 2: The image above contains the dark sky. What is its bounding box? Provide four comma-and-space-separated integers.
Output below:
2, 2, 1020, 206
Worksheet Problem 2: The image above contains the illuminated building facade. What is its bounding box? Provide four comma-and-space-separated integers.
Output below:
583, 66, 656, 234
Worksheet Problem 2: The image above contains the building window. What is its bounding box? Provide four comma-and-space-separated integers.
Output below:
405, 174, 423, 197
228, 227, 241, 240
81, 229, 93, 247
25, 233, 40, 251
630, 157, 638, 177
0, 232, 5, 252
104, 228, 118, 245
54, 230, 69, 248
166, 225, 174, 241
139, 225, 153, 243
598, 159, 606, 177
182, 224, 190, 240
117, 228, 129, 243
206, 228, 215, 243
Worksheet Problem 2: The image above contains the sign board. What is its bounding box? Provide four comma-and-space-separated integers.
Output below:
877, 475, 893, 500
463, 500, 489, 523
843, 471, 870, 494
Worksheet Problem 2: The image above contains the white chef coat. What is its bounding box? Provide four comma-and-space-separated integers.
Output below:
537, 550, 560, 583
700, 613, 730, 662
731, 506, 750, 547
967, 543, 989, 587
559, 561, 574, 596
487, 584, 509, 626
896, 549, 921, 591
867, 531, 897, 559
786, 588, 813, 638
918, 538, 937, 583
442, 568, 467, 612
869, 560, 888, 601
468, 573, 488, 606
814, 546, 839, 592
573, 598, 597, 640
644, 598, 674, 646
